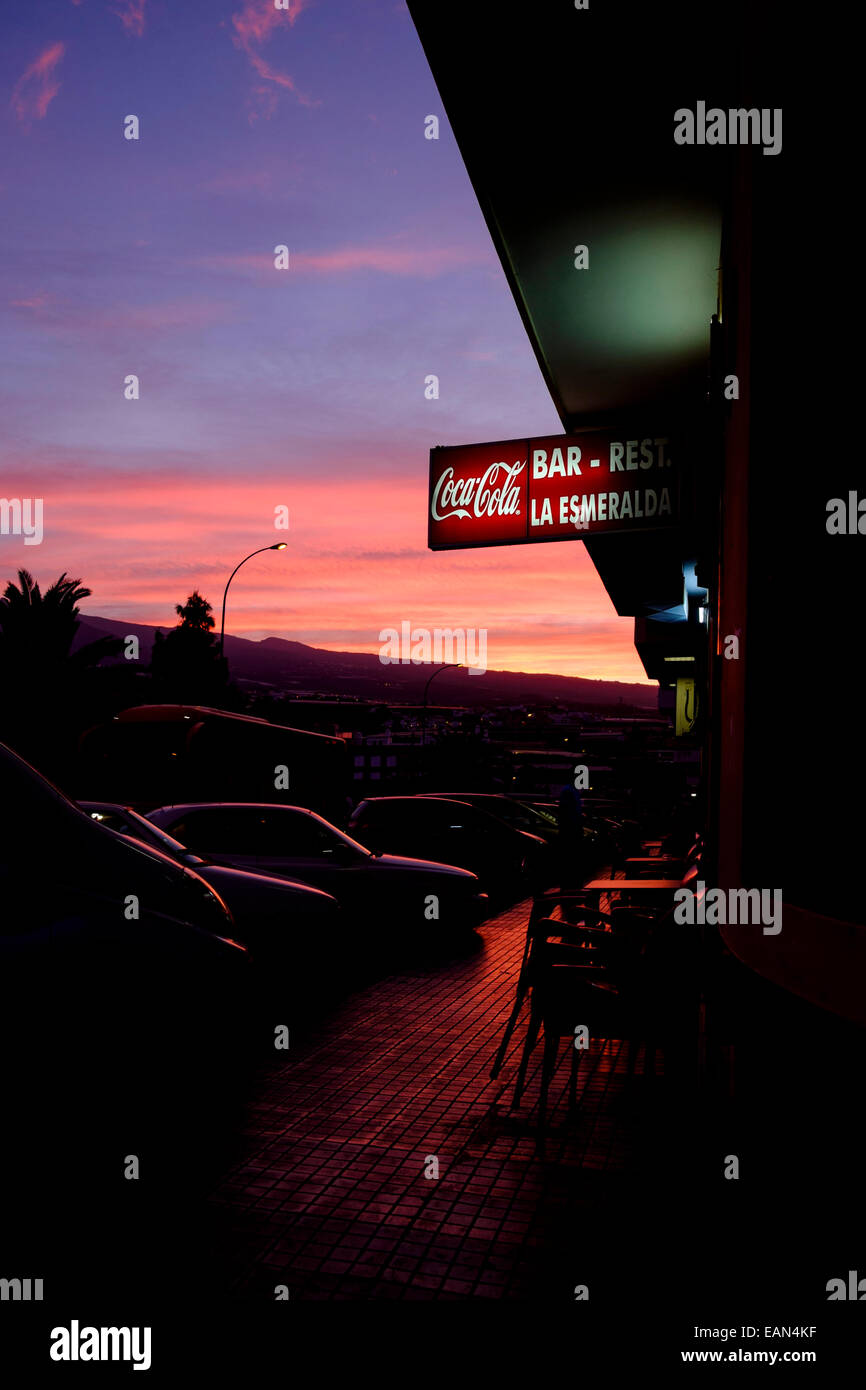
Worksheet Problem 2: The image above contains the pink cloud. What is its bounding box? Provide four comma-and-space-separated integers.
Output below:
194, 242, 490, 278
296, 245, 489, 275
230, 0, 315, 119
11, 42, 66, 125
7, 294, 231, 342
112, 0, 147, 36
11, 293, 52, 311
232, 0, 307, 46
246, 50, 297, 92
105, 299, 229, 331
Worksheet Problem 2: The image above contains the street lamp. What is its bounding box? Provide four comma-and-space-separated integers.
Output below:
420, 663, 461, 747
220, 544, 287, 658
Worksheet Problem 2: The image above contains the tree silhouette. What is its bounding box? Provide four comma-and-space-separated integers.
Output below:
174, 591, 216, 632
150, 590, 228, 704
0, 570, 122, 773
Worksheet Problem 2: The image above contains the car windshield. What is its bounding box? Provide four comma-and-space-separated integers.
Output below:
475, 798, 542, 830
514, 801, 558, 827
85, 806, 198, 861
165, 806, 372, 859
383, 798, 507, 835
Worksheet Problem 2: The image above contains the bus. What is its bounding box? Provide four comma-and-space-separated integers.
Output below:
75, 705, 349, 822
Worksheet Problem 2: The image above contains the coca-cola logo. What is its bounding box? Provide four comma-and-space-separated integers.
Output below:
430, 459, 525, 522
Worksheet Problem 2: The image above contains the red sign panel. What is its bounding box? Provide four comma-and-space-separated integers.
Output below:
428, 429, 679, 551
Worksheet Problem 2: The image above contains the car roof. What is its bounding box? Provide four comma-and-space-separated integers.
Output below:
148, 802, 319, 816
355, 796, 474, 807
420, 793, 527, 813
353, 796, 515, 828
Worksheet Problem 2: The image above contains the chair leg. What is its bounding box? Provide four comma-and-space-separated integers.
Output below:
512, 1004, 542, 1108
569, 1038, 582, 1110
490, 988, 528, 1079
536, 1028, 560, 1155
490, 935, 533, 1078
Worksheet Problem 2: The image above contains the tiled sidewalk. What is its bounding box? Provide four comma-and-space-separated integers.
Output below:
204, 899, 660, 1300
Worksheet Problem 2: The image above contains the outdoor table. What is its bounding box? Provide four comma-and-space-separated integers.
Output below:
624, 856, 684, 870
584, 878, 682, 892
582, 877, 682, 906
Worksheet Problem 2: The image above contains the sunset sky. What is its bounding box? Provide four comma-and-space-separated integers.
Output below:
1, 0, 652, 685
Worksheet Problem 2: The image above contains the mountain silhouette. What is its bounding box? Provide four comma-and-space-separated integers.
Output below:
75, 613, 657, 710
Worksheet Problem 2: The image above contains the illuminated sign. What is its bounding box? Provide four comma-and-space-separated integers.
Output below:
428, 429, 680, 550
675, 677, 698, 736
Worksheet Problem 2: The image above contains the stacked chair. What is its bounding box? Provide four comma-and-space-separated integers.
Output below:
489, 896, 613, 1083
624, 833, 704, 880
492, 839, 705, 1154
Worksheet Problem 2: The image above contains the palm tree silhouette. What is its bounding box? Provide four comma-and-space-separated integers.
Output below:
0, 570, 121, 669
0, 569, 122, 773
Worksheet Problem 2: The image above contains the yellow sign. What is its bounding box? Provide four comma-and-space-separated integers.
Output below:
675, 677, 698, 736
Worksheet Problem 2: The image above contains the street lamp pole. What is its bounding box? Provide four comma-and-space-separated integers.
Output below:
420, 663, 461, 747
220, 543, 287, 659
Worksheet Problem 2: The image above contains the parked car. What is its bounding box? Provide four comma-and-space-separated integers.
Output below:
420, 791, 601, 848
144, 801, 489, 932
505, 792, 640, 863
418, 791, 559, 839
76, 703, 349, 823
417, 790, 615, 885
0, 743, 240, 945
0, 742, 253, 1214
348, 796, 553, 901
79, 800, 345, 972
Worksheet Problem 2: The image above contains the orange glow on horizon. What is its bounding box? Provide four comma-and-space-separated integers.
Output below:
1, 467, 653, 687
